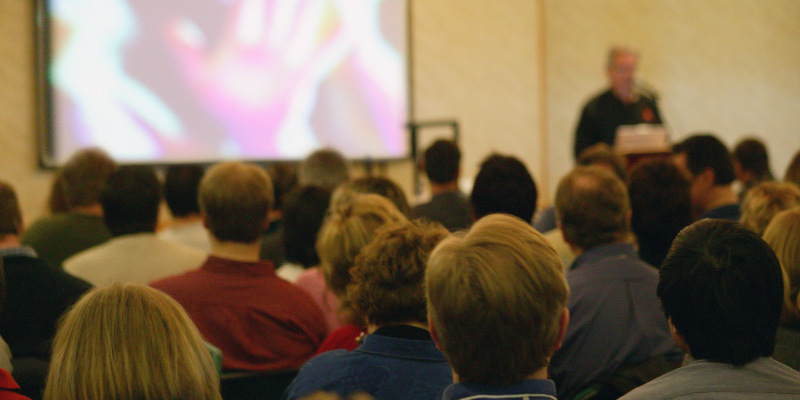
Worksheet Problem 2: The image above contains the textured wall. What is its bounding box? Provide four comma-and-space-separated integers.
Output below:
545, 0, 800, 197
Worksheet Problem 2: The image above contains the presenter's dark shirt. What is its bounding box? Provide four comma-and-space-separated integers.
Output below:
574, 89, 662, 158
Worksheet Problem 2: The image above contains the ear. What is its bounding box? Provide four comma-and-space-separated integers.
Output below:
668, 317, 690, 354
428, 317, 442, 351
553, 308, 570, 351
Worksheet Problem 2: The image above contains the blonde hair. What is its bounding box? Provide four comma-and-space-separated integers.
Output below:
426, 214, 568, 385
740, 182, 800, 236
763, 207, 800, 326
199, 162, 274, 243
317, 190, 407, 298
44, 283, 221, 400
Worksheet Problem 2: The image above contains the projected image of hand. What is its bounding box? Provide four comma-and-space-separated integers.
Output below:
167, 0, 351, 158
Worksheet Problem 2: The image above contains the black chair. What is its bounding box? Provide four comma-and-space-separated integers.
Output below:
220, 370, 298, 400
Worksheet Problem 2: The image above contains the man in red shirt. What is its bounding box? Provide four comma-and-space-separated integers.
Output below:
152, 162, 326, 372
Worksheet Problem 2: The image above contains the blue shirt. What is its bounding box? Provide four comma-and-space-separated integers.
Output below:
549, 242, 682, 400
699, 203, 741, 221
283, 331, 451, 400
442, 379, 557, 400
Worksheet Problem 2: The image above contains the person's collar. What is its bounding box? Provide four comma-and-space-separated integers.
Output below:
442, 379, 557, 400
0, 245, 37, 259
201, 256, 275, 277
570, 241, 637, 271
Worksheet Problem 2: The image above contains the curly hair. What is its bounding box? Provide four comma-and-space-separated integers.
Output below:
346, 220, 449, 326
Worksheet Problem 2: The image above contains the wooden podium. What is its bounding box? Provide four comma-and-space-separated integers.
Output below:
614, 124, 672, 169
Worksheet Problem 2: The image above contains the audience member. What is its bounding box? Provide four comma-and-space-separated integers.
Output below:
0, 258, 32, 400
260, 163, 299, 266
299, 149, 350, 191
763, 207, 800, 371
426, 214, 569, 400
285, 221, 451, 400
22, 148, 116, 268
347, 176, 411, 217
470, 154, 538, 223
412, 140, 473, 231
627, 158, 693, 268
732, 137, 774, 199
159, 164, 211, 252
45, 170, 68, 215
64, 166, 206, 286
785, 149, 800, 188
312, 190, 407, 353
152, 162, 326, 372
550, 166, 681, 400
276, 186, 332, 284
740, 182, 800, 236
620, 220, 800, 399
0, 181, 91, 362
672, 134, 740, 220
44, 283, 221, 400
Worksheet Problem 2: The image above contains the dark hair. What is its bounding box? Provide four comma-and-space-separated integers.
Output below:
283, 186, 332, 268
672, 134, 735, 185
470, 154, 538, 223
100, 166, 162, 236
0, 181, 22, 236
628, 159, 693, 267
60, 148, 117, 209
267, 163, 298, 212
424, 140, 460, 184
347, 176, 411, 217
556, 166, 630, 250
659, 219, 784, 365
733, 138, 773, 181
164, 165, 204, 218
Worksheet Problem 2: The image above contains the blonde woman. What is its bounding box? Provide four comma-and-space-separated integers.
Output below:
763, 206, 800, 372
740, 182, 800, 236
44, 283, 221, 400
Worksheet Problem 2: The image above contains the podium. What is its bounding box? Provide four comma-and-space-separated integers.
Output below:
614, 124, 672, 169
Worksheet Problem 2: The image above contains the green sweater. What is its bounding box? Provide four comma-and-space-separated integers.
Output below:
21, 213, 112, 269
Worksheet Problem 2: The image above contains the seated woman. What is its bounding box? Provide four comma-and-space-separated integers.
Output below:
44, 283, 221, 400
284, 220, 451, 400
740, 182, 800, 236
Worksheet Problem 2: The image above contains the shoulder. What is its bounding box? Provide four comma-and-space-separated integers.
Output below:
284, 350, 359, 399
581, 89, 614, 113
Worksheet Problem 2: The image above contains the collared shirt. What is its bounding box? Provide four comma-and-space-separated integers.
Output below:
284, 328, 451, 400
699, 203, 741, 221
442, 379, 557, 400
549, 242, 682, 400
0, 367, 30, 400
0, 246, 37, 259
151, 256, 327, 372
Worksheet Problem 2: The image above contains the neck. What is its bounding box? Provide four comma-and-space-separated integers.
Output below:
69, 204, 103, 216
210, 239, 261, 262
366, 321, 428, 334
452, 366, 549, 384
0, 234, 21, 249
430, 182, 459, 196
169, 214, 203, 226
704, 186, 738, 213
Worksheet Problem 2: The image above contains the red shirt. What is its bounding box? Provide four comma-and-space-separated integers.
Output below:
0, 368, 30, 400
315, 323, 364, 355
151, 257, 327, 372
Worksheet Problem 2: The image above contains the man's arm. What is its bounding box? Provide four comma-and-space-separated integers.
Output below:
574, 104, 599, 159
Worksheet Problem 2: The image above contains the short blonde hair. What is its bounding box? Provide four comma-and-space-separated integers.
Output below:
316, 190, 407, 297
45, 283, 221, 400
346, 220, 449, 326
200, 162, 274, 243
741, 182, 800, 236
763, 207, 800, 326
426, 214, 568, 385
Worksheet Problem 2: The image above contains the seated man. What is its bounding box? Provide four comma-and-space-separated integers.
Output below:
425, 214, 569, 399
672, 134, 740, 221
158, 164, 212, 252
549, 166, 682, 399
64, 166, 207, 285
470, 154, 538, 223
412, 140, 473, 231
22, 148, 117, 268
284, 220, 451, 400
621, 219, 800, 399
152, 162, 326, 372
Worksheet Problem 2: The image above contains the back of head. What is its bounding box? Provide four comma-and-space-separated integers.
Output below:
659, 219, 784, 365
299, 149, 349, 191
60, 148, 117, 210
423, 140, 460, 184
762, 207, 800, 326
785, 150, 800, 188
316, 190, 407, 297
0, 181, 22, 237
347, 176, 411, 217
164, 165, 205, 218
556, 166, 630, 250
740, 182, 800, 236
101, 166, 161, 236
628, 159, 693, 265
267, 163, 298, 212
672, 134, 735, 184
577, 143, 628, 182
426, 214, 568, 385
283, 186, 332, 268
200, 162, 274, 243
733, 138, 773, 181
470, 154, 538, 222
45, 283, 221, 400
347, 220, 449, 327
